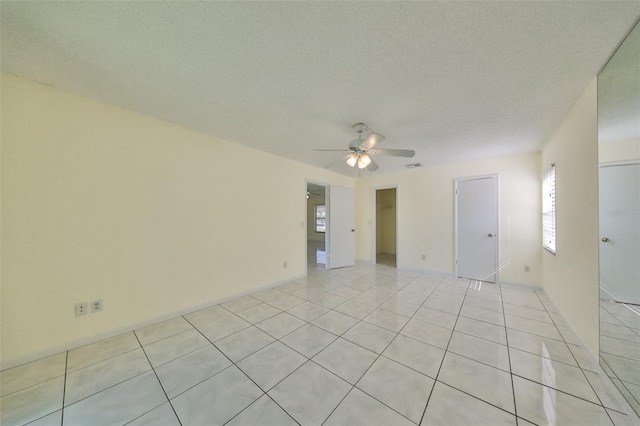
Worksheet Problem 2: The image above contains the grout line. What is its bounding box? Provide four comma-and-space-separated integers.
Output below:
418, 277, 471, 425
499, 280, 519, 424
60, 351, 69, 426
133, 332, 183, 426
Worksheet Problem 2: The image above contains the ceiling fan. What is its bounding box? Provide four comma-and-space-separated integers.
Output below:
315, 123, 415, 171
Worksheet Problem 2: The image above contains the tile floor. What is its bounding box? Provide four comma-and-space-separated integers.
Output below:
2, 264, 639, 426
600, 300, 640, 417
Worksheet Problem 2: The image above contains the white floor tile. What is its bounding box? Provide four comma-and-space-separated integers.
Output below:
63, 371, 166, 426
311, 310, 359, 335
412, 307, 458, 329
64, 348, 151, 405
0, 353, 66, 398
286, 301, 330, 321
227, 394, 297, 426
364, 309, 410, 333
5, 265, 627, 426
143, 329, 209, 368
197, 315, 251, 342
438, 352, 514, 414
255, 312, 306, 339
155, 345, 231, 399
237, 341, 306, 390
421, 382, 516, 426
343, 321, 396, 353
447, 331, 510, 372
513, 376, 613, 426
221, 295, 262, 313
325, 387, 414, 426
127, 402, 180, 426
0, 376, 64, 426
455, 316, 507, 345
171, 366, 263, 426
357, 356, 434, 423
269, 361, 351, 426
333, 300, 377, 319
183, 305, 232, 328
135, 317, 194, 346
460, 304, 505, 326
281, 324, 337, 358
382, 334, 445, 378
214, 326, 275, 362
312, 338, 378, 385
67, 332, 140, 372
509, 348, 599, 403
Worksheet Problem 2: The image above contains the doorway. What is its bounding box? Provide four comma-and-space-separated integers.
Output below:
455, 175, 498, 282
374, 188, 397, 267
599, 162, 640, 305
306, 182, 327, 270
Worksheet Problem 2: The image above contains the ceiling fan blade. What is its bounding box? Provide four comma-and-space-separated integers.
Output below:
314, 149, 350, 152
367, 158, 379, 171
324, 155, 351, 169
371, 148, 415, 157
360, 133, 385, 149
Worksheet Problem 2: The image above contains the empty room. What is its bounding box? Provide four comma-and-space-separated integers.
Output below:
1, 2, 639, 425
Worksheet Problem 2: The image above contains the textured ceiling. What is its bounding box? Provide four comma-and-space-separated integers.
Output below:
2, 2, 639, 175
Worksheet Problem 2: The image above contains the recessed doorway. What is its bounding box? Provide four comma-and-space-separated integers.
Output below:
374, 187, 397, 267
307, 182, 327, 270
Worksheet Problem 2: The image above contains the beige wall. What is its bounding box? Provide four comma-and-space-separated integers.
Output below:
541, 79, 600, 358
0, 74, 352, 366
355, 152, 542, 286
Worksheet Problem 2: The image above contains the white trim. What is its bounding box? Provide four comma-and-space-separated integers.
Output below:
454, 174, 499, 283
598, 159, 640, 168
0, 273, 305, 371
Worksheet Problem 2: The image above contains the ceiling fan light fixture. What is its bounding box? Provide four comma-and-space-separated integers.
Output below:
346, 153, 359, 167
358, 153, 372, 169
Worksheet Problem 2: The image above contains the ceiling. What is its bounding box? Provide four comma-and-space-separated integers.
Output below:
2, 2, 639, 176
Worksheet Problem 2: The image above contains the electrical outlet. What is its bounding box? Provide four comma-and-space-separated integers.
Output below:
421, 254, 426, 260
524, 265, 530, 272
75, 303, 88, 317
283, 260, 287, 268
91, 299, 103, 312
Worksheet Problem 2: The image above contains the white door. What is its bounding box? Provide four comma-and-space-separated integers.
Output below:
456, 176, 498, 282
329, 186, 355, 269
599, 163, 640, 304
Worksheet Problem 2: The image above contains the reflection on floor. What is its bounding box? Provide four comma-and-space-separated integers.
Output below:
376, 252, 396, 267
2, 264, 638, 425
307, 239, 326, 270
600, 299, 640, 417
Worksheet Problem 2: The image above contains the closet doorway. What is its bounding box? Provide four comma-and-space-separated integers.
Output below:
374, 187, 397, 267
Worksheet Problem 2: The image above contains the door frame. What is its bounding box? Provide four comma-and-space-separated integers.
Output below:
372, 185, 399, 266
454, 174, 499, 282
305, 179, 330, 275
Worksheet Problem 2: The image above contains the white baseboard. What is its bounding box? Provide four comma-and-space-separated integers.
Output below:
1, 273, 305, 371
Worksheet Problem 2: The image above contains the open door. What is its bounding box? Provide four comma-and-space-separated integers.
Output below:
328, 186, 355, 269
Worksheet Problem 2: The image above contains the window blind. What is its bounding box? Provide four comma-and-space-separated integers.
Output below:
542, 163, 556, 254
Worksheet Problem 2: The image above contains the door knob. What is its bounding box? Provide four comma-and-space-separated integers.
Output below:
351, 229, 355, 232
488, 233, 494, 237
602, 237, 610, 242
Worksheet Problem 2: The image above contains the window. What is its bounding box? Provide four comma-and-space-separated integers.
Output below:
314, 205, 326, 233
542, 163, 556, 254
